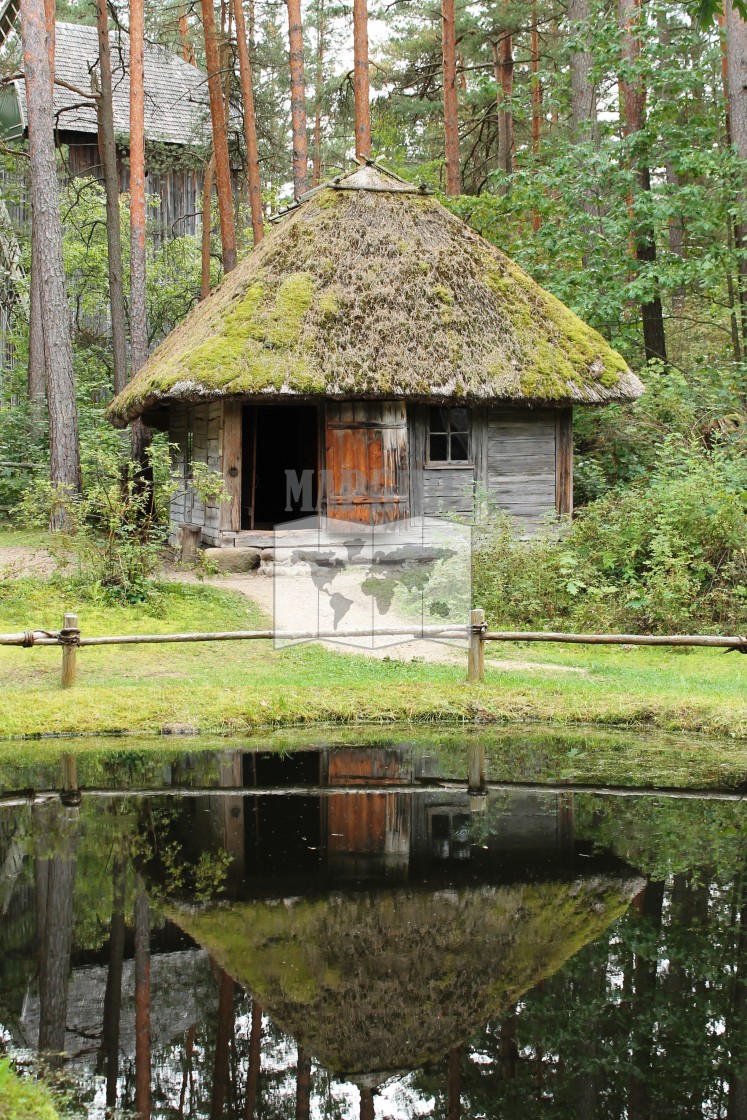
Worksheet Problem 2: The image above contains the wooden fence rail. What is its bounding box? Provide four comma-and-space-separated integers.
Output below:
1, 607, 745, 687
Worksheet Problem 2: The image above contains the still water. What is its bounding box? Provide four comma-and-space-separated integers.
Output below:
1, 739, 747, 1118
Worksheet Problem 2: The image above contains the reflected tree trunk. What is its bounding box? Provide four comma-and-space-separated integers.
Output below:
35, 802, 78, 1064
296, 1045, 311, 1120
447, 1045, 462, 1120
500, 1010, 518, 1079
210, 967, 235, 1120
359, 1087, 375, 1120
244, 999, 262, 1120
628, 880, 664, 1120
728, 865, 747, 1119
101, 855, 126, 1110
134, 878, 151, 1120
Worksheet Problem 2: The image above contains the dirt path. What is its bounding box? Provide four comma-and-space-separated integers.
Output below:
0, 541, 55, 577
175, 569, 584, 673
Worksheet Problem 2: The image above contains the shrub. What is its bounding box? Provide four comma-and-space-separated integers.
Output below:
473, 441, 747, 635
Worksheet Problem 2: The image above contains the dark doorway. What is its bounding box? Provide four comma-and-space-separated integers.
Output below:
241, 405, 318, 529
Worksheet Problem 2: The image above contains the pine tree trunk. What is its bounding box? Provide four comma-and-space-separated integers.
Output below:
234, 0, 263, 243
202, 0, 238, 271
96, 0, 128, 396
129, 0, 153, 481
618, 0, 667, 364
725, 0, 747, 349
201, 152, 216, 299
492, 32, 513, 187
20, 0, 81, 519
27, 0, 52, 411
286, 0, 308, 197
27, 223, 45, 408
568, 0, 597, 143
129, 0, 147, 375
530, 0, 541, 231
353, 0, 371, 159
312, 0, 324, 186
134, 879, 151, 1120
179, 6, 196, 63
441, 0, 461, 195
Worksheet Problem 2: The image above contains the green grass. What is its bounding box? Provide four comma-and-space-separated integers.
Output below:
2, 573, 747, 742
0, 1060, 58, 1120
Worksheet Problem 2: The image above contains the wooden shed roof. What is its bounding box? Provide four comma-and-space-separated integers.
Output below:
6, 21, 209, 146
107, 163, 644, 427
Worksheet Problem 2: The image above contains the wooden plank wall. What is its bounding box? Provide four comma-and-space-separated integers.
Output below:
487, 406, 557, 527
168, 401, 224, 545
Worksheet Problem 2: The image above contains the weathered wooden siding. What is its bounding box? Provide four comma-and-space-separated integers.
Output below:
487, 407, 558, 525
169, 401, 224, 545
409, 404, 569, 526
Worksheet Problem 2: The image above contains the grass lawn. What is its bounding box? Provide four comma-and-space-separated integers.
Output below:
2, 568, 747, 742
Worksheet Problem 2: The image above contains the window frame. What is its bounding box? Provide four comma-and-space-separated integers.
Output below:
426, 406, 472, 467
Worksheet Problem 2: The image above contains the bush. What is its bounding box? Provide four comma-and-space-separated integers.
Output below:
16, 441, 176, 605
473, 440, 747, 635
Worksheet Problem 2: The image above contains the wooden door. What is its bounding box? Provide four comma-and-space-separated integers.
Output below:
325, 401, 410, 523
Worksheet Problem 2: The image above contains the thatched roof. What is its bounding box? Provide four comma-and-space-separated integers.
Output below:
107, 164, 643, 426
171, 872, 643, 1078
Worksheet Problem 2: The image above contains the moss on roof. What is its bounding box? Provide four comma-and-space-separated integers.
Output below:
171, 872, 642, 1077
107, 164, 643, 427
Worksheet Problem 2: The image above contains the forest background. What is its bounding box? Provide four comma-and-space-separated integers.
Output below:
3, 0, 747, 636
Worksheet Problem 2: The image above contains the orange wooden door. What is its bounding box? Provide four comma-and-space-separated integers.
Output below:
325, 401, 409, 523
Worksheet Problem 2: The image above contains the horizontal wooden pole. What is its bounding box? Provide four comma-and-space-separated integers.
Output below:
483, 631, 747, 649
1, 777, 745, 807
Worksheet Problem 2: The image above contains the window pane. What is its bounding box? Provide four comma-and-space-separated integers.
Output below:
450, 408, 469, 433
450, 432, 470, 461
429, 434, 448, 461
429, 406, 449, 433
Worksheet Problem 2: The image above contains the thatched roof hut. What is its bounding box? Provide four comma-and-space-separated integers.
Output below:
107, 163, 644, 546
171, 872, 643, 1079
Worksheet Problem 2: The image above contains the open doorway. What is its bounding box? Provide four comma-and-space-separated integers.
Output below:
241, 405, 319, 529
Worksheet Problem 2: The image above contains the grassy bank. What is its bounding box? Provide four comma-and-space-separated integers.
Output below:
0, 1060, 59, 1120
2, 574, 747, 741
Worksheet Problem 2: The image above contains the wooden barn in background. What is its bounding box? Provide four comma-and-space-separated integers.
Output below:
0, 20, 210, 239
107, 162, 644, 543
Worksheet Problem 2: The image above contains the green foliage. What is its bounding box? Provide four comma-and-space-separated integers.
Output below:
0, 1060, 58, 1120
475, 438, 747, 633
15, 440, 176, 605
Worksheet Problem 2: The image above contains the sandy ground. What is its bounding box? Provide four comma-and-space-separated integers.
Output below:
0, 542, 55, 577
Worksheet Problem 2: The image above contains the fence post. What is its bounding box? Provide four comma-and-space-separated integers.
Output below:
61, 612, 79, 689
467, 608, 486, 682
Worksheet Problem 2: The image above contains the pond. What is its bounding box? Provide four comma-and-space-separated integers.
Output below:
2, 734, 747, 1118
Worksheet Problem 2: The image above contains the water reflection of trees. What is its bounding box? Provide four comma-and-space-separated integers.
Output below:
5, 778, 747, 1116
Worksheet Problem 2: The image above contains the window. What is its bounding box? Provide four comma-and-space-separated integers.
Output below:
428, 406, 470, 464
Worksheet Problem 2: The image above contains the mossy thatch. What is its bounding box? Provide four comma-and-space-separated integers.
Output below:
171, 872, 643, 1078
107, 165, 643, 427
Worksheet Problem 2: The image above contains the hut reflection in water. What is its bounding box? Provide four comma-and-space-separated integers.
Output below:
0, 744, 650, 1118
